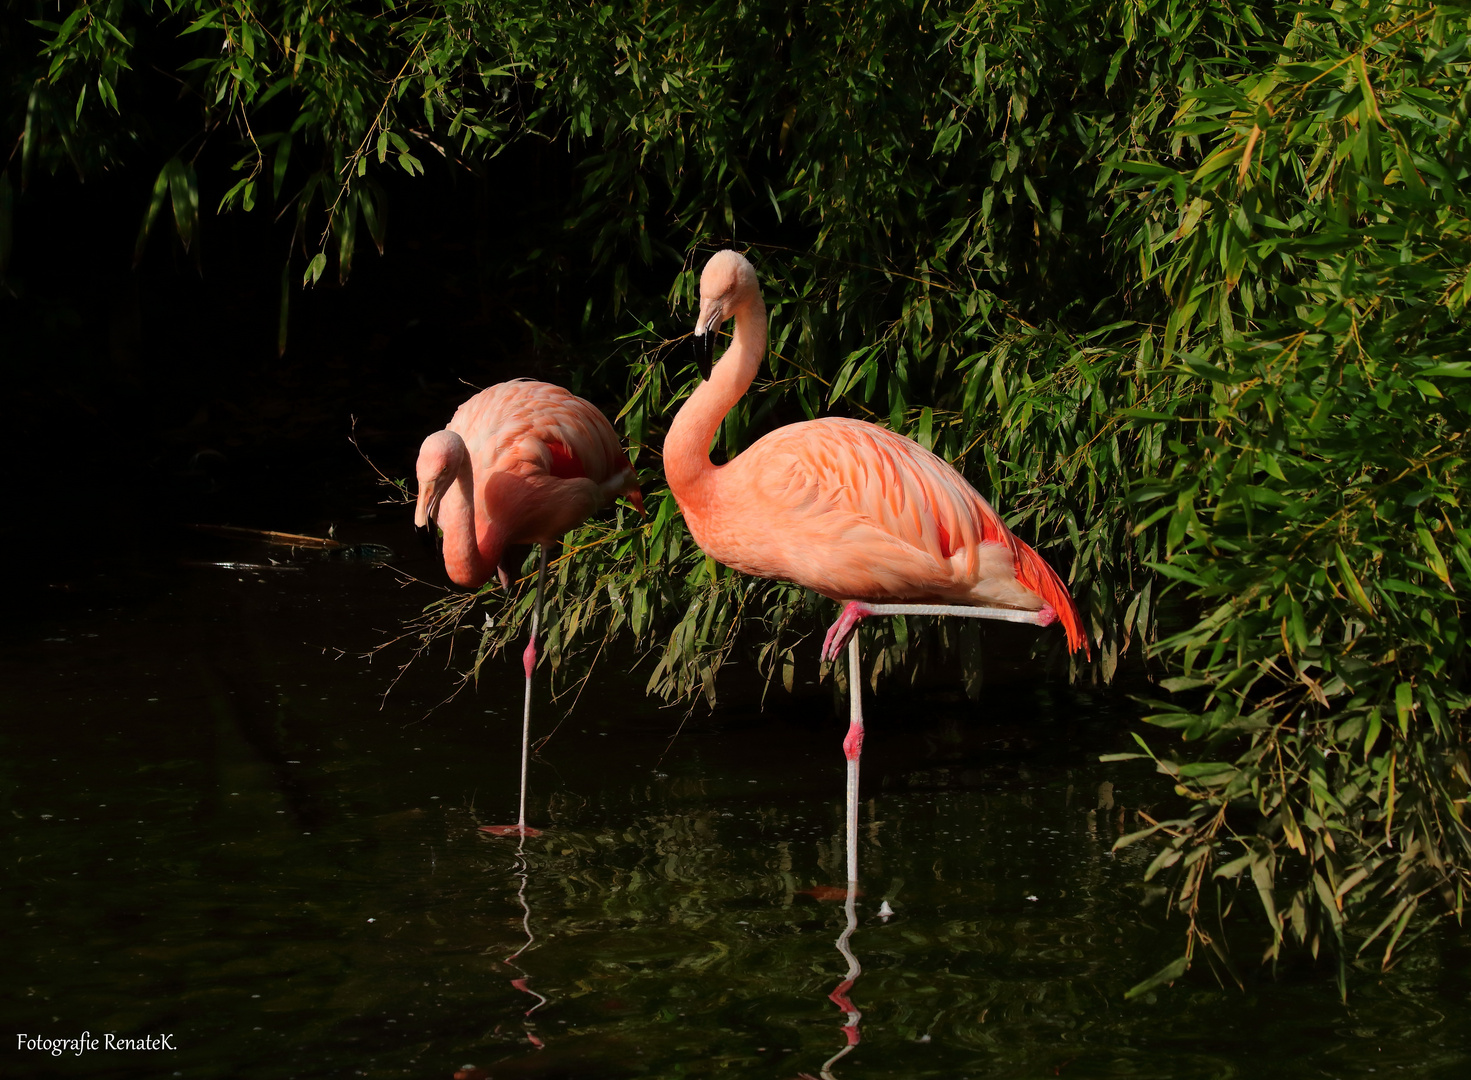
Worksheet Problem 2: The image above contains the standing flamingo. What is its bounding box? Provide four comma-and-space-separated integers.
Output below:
664, 250, 1089, 882
415, 378, 643, 836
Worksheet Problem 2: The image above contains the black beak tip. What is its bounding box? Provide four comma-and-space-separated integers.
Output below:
694, 330, 715, 379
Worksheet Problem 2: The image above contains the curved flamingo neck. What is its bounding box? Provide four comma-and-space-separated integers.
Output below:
665, 293, 767, 506
439, 454, 504, 588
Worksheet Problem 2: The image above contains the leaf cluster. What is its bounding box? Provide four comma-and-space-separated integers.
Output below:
1109, 0, 1471, 997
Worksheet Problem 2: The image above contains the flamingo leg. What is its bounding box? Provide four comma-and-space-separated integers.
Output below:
824, 645, 864, 1078
845, 632, 863, 885
484, 546, 549, 838
823, 600, 1050, 664
516, 544, 550, 835
827, 600, 1056, 879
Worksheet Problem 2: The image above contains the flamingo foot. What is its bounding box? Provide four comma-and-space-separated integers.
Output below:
522, 637, 538, 680
1036, 603, 1058, 627
822, 602, 873, 663
479, 824, 544, 837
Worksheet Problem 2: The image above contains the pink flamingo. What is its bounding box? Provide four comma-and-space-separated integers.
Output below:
415, 378, 643, 836
665, 250, 1089, 881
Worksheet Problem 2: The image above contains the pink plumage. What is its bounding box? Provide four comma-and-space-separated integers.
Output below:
416, 378, 642, 589
415, 378, 642, 838
666, 251, 1087, 885
665, 251, 1088, 657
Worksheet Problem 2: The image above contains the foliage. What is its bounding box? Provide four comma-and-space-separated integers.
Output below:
1105, 0, 1471, 998
7, 0, 1470, 991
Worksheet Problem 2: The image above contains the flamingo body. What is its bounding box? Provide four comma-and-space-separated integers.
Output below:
667, 249, 1088, 885
679, 415, 1082, 642
415, 378, 641, 837
666, 251, 1086, 655
416, 379, 643, 589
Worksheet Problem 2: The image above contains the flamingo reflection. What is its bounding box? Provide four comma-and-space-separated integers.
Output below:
499, 835, 547, 1050
797, 785, 867, 1078
820, 879, 862, 1079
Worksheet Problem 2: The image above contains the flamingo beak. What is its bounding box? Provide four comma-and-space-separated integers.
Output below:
414, 478, 443, 529
693, 298, 722, 378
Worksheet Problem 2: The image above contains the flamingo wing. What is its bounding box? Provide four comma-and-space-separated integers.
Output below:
448, 380, 641, 507
725, 417, 1087, 654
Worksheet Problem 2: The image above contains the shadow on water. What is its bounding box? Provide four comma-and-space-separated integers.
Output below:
2, 525, 1469, 1080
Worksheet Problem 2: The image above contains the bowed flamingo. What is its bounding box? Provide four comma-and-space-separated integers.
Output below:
415, 378, 642, 836
664, 250, 1088, 881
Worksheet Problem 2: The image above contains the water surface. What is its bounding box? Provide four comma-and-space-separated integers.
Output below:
4, 527, 1468, 1079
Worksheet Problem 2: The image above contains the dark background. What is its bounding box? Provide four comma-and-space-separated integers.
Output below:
1, 146, 639, 622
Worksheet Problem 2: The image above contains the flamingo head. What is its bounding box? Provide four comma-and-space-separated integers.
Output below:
693, 249, 757, 376
414, 429, 466, 528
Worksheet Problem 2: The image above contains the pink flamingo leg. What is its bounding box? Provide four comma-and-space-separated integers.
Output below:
514, 545, 548, 835
482, 545, 549, 838
823, 600, 1049, 665
844, 633, 863, 884
831, 601, 1054, 880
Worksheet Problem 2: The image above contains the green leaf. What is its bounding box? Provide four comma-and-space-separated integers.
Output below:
1417, 362, 1471, 378
334, 191, 358, 284
1192, 141, 1242, 181
1334, 545, 1375, 617
21, 89, 40, 191
303, 251, 327, 287
1394, 683, 1413, 734
133, 162, 172, 265
277, 260, 291, 357
1364, 707, 1383, 757
167, 158, 200, 253
360, 185, 387, 254
1124, 955, 1188, 999
1417, 527, 1451, 585
1161, 675, 1211, 693
273, 136, 292, 201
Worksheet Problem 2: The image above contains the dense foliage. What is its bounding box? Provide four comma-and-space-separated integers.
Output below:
8, 0, 1469, 994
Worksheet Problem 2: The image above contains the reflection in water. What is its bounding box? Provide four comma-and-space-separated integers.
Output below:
823, 726, 865, 1080
821, 882, 862, 1079
7, 548, 1471, 1080
500, 835, 547, 1050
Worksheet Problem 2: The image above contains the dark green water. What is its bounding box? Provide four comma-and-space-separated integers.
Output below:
4, 527, 1469, 1080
